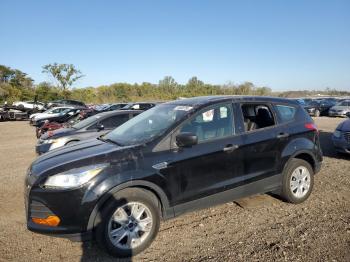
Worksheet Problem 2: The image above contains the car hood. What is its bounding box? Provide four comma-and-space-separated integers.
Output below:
34, 113, 60, 120
30, 113, 41, 118
41, 127, 76, 140
337, 119, 350, 132
31, 138, 142, 177
330, 106, 350, 111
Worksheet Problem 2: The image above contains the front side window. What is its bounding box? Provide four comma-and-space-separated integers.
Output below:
275, 105, 296, 123
180, 104, 234, 142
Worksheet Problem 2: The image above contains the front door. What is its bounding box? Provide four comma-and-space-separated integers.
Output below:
163, 102, 244, 208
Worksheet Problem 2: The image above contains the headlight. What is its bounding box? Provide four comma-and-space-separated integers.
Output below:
44, 164, 108, 189
42, 139, 55, 144
333, 130, 341, 138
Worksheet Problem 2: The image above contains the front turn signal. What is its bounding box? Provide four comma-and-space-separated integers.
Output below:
32, 215, 60, 227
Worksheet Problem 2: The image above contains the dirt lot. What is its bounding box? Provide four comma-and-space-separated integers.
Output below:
0, 117, 349, 262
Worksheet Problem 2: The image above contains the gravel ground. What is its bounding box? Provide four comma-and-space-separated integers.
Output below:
0, 117, 349, 262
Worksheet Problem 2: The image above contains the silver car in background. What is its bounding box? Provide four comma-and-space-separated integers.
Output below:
328, 100, 350, 117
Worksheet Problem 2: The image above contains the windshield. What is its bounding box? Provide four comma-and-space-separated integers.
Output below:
105, 104, 192, 145
72, 114, 102, 129
60, 109, 72, 115
337, 101, 350, 106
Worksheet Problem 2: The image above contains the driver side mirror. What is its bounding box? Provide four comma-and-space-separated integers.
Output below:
176, 132, 198, 148
97, 123, 104, 131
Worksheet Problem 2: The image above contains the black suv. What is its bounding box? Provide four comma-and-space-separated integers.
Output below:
25, 96, 322, 257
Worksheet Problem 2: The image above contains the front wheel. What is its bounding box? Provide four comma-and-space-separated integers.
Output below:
280, 158, 314, 204
96, 188, 160, 258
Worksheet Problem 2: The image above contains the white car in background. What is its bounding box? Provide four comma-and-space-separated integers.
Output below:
12, 101, 45, 110
29, 107, 74, 124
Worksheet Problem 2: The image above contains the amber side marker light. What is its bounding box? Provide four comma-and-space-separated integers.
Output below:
32, 216, 60, 227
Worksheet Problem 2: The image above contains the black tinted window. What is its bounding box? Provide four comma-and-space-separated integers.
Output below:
101, 114, 130, 129
241, 104, 275, 131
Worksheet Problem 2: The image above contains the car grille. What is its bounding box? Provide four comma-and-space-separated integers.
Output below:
344, 132, 350, 144
29, 200, 55, 219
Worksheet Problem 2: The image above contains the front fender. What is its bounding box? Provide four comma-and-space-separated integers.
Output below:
85, 177, 173, 232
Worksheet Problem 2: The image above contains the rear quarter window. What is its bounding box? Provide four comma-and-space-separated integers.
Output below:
275, 105, 296, 123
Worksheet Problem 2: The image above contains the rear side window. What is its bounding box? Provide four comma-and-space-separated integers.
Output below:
275, 105, 296, 123
241, 104, 275, 132
101, 115, 130, 129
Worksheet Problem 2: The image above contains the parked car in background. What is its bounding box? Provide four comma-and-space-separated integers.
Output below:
121, 102, 159, 111
45, 99, 87, 109
36, 109, 98, 138
26, 96, 322, 258
328, 100, 350, 117
12, 101, 45, 111
332, 114, 350, 154
104, 103, 128, 111
32, 108, 82, 127
30, 107, 75, 124
303, 100, 335, 117
36, 110, 141, 154
0, 107, 29, 121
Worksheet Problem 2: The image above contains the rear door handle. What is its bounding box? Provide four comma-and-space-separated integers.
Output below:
223, 144, 239, 153
277, 132, 289, 139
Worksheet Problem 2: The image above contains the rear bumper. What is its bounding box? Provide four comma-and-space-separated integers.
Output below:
328, 112, 347, 117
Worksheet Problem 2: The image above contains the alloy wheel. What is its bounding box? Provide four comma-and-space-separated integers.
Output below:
108, 202, 153, 250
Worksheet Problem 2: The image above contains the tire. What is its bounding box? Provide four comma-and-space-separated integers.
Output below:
280, 158, 314, 204
96, 188, 160, 258
314, 109, 320, 117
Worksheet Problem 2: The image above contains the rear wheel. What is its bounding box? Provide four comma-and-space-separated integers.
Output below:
96, 188, 160, 258
280, 158, 314, 204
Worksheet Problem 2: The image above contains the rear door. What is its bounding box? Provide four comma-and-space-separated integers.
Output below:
238, 103, 282, 184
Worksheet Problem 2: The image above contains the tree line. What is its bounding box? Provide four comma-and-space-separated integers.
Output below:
0, 64, 349, 105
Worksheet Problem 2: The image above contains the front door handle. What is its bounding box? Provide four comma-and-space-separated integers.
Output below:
277, 132, 289, 139
223, 144, 239, 153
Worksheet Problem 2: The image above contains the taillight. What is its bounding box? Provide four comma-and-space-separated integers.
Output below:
305, 123, 318, 132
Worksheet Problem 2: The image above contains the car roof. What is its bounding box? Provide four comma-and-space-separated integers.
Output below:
164, 96, 297, 107
93, 109, 143, 118
50, 106, 75, 110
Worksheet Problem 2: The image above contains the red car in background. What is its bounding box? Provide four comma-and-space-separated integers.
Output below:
36, 109, 96, 138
